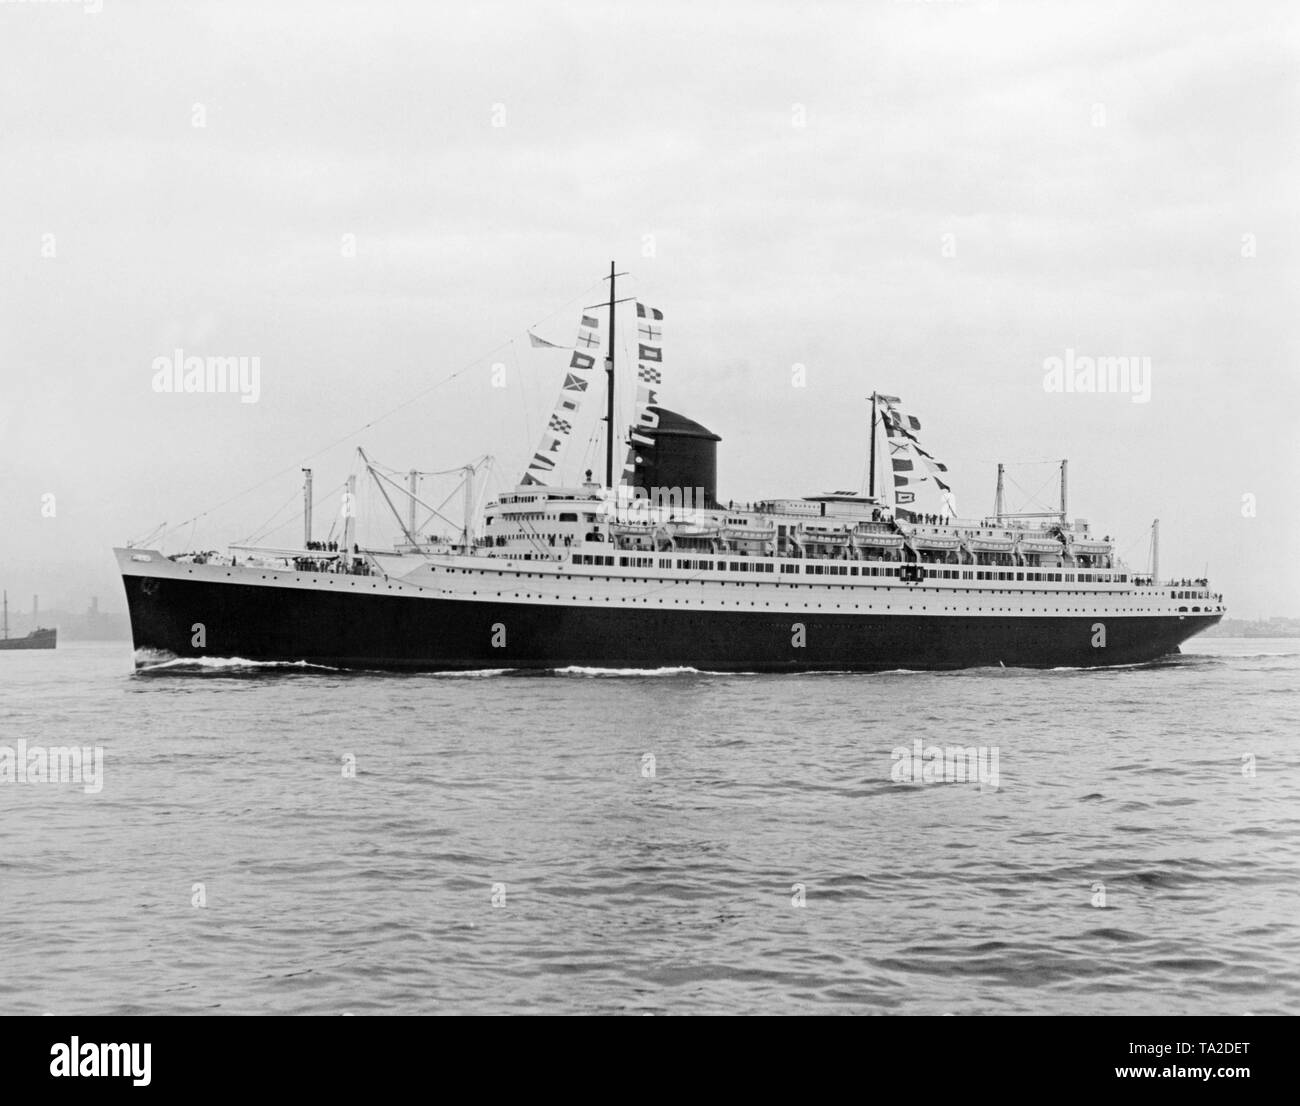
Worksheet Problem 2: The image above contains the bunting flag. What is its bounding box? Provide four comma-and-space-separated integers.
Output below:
530, 316, 603, 349
622, 302, 666, 482
577, 315, 600, 350
878, 395, 955, 516
523, 311, 603, 484
892, 422, 921, 444
914, 444, 948, 472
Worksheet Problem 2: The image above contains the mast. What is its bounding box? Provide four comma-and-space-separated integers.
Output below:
1060, 459, 1068, 523
868, 393, 877, 499
302, 467, 313, 548
2, 591, 7, 640
342, 474, 356, 565
604, 260, 617, 490
407, 470, 418, 542
462, 463, 475, 550
995, 463, 1005, 522
1151, 518, 1160, 583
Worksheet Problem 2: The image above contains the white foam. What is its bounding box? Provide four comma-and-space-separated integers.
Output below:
136, 655, 339, 671
552, 665, 702, 677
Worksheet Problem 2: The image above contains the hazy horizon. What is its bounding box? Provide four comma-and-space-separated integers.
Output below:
2, 0, 1297, 619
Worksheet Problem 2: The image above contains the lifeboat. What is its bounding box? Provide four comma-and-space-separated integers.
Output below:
801, 526, 850, 546
905, 531, 963, 552
965, 536, 1017, 555
723, 522, 776, 542
1016, 535, 1066, 555
1069, 538, 1113, 556
852, 524, 906, 551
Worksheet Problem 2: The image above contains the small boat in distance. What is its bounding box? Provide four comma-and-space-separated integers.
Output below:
0, 591, 57, 651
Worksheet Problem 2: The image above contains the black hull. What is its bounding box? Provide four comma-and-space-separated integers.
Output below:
121, 574, 1219, 673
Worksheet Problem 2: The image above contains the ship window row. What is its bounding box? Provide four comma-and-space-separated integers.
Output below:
496, 494, 584, 504
526, 554, 1127, 585
1173, 590, 1209, 600
487, 511, 594, 524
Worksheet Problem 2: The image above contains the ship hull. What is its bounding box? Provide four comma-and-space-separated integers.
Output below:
0, 628, 57, 651
120, 571, 1219, 673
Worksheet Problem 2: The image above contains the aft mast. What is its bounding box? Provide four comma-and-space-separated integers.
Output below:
600, 261, 629, 490
868, 392, 878, 500
604, 262, 616, 489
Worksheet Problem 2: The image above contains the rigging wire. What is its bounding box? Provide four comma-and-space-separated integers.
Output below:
242, 485, 303, 545
1004, 470, 1060, 515
242, 480, 348, 545
152, 278, 607, 543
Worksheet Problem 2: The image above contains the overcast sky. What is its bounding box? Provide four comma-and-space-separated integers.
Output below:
1, 0, 1297, 620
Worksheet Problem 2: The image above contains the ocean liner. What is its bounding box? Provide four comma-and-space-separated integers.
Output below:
116, 264, 1224, 672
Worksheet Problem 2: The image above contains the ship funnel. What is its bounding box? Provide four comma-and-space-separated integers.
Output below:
631, 407, 721, 509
